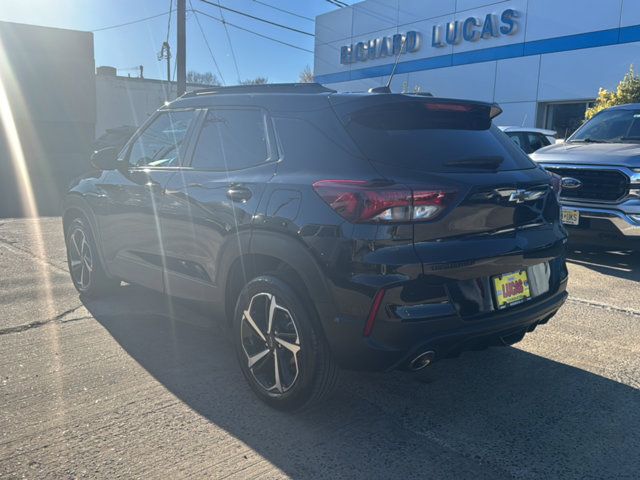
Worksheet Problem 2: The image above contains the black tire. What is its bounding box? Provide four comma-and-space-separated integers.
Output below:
233, 275, 338, 412
65, 217, 120, 297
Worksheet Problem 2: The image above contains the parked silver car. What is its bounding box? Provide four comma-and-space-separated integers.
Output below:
531, 104, 640, 248
499, 126, 557, 154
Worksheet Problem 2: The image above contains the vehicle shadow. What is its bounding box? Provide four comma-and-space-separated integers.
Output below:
83, 286, 640, 479
566, 245, 640, 281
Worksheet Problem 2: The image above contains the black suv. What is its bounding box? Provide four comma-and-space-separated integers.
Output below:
63, 84, 568, 411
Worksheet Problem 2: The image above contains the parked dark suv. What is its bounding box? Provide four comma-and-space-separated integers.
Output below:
63, 84, 568, 411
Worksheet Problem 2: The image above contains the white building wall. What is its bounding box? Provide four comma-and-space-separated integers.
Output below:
494, 56, 540, 104
94, 74, 215, 137
408, 61, 497, 102
315, 0, 640, 128
496, 101, 538, 127
621, 1, 640, 27
353, 0, 398, 35
537, 43, 640, 102
524, 0, 623, 42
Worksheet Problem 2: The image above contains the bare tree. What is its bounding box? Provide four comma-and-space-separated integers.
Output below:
186, 70, 221, 86
299, 65, 314, 83
240, 77, 269, 85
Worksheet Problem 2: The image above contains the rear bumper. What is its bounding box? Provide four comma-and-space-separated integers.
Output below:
326, 260, 568, 372
318, 221, 568, 371
388, 286, 568, 371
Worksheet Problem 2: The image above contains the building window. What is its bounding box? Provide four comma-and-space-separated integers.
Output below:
542, 101, 595, 139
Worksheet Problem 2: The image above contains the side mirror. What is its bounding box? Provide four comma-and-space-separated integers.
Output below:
91, 147, 120, 170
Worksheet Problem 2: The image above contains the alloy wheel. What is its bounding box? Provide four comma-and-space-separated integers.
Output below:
240, 292, 301, 395
68, 227, 93, 291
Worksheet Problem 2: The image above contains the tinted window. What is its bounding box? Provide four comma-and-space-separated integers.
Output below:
127, 111, 195, 167
526, 133, 548, 152
191, 109, 270, 170
339, 100, 535, 172
506, 132, 523, 149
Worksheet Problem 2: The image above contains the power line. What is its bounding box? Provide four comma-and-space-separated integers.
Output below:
326, 0, 349, 8
188, 0, 226, 85
212, 0, 241, 83
194, 9, 313, 53
252, 0, 314, 22
199, 0, 314, 36
92, 11, 173, 32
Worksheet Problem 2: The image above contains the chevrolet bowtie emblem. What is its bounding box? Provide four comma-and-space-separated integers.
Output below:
509, 189, 528, 203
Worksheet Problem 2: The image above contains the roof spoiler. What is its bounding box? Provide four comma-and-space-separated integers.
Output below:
181, 83, 336, 98
331, 94, 503, 121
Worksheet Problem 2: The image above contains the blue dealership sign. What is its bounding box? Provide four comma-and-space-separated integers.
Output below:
340, 8, 519, 64
432, 9, 519, 47
340, 31, 421, 65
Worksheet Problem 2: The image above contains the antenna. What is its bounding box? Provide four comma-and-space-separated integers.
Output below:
386, 35, 407, 89
521, 114, 528, 127
368, 35, 407, 94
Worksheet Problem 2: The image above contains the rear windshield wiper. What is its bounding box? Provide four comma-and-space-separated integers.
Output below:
618, 136, 640, 142
444, 156, 504, 170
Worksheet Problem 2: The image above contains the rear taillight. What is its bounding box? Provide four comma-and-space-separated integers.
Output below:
312, 180, 454, 223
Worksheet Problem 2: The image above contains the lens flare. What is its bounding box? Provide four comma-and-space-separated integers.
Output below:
0, 30, 65, 455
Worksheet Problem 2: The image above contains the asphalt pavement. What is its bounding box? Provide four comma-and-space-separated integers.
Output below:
1, 217, 639, 479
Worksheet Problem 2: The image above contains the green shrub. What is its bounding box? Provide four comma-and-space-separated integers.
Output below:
585, 65, 640, 120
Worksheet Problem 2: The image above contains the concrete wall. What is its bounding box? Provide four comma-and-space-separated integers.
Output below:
0, 21, 212, 218
95, 74, 176, 137
0, 21, 95, 217
315, 0, 640, 128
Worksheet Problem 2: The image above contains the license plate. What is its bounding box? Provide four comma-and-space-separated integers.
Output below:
561, 208, 580, 225
493, 270, 531, 309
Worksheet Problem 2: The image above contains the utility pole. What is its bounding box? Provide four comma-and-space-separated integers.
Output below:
165, 43, 171, 83
177, 0, 186, 96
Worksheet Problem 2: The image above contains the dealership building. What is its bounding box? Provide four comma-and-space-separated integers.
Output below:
314, 0, 640, 137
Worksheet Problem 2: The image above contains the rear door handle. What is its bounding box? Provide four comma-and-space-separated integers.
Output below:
227, 186, 252, 202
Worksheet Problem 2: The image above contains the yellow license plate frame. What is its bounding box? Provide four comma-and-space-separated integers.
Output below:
561, 208, 580, 226
493, 270, 531, 309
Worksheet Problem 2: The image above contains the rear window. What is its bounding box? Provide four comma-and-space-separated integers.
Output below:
337, 100, 535, 172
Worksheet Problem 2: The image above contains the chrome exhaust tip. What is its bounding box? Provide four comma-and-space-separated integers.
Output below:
408, 350, 435, 371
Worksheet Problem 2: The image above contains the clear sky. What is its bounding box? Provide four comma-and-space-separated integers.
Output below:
0, 0, 343, 84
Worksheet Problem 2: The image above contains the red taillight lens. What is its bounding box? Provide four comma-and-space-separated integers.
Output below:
312, 180, 454, 223
422, 102, 475, 113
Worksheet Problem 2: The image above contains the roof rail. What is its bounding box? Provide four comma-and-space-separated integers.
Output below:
181, 82, 336, 97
